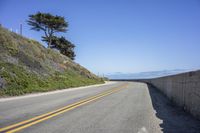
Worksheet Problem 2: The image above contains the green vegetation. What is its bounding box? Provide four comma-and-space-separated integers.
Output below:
27, 12, 68, 48
0, 61, 103, 96
0, 27, 104, 96
43, 36, 75, 60
27, 12, 76, 60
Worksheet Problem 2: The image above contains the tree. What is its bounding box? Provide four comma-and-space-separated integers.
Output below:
27, 12, 68, 48
43, 36, 76, 60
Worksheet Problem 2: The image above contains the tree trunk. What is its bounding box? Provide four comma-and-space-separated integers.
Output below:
44, 30, 51, 49
48, 32, 53, 49
46, 36, 52, 49
48, 38, 51, 48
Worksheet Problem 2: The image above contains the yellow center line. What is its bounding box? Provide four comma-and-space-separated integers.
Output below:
0, 85, 122, 132
0, 83, 128, 133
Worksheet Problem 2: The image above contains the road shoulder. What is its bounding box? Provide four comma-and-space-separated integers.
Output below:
0, 81, 116, 102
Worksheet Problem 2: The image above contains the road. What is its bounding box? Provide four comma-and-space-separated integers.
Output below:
0, 81, 200, 133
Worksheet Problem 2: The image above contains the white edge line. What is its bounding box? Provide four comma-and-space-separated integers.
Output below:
0, 81, 117, 102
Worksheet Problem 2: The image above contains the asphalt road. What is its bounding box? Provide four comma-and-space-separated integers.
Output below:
0, 81, 200, 133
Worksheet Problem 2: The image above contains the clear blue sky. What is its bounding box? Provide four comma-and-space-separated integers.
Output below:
0, 0, 200, 74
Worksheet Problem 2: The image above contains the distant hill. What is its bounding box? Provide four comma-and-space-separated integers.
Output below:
106, 69, 189, 79
0, 27, 103, 96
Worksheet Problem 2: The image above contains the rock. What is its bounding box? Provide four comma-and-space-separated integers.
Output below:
0, 76, 6, 89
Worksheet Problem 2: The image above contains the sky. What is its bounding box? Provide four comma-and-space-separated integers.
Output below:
0, 0, 200, 75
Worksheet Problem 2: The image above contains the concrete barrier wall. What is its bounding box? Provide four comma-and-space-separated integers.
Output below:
144, 70, 200, 119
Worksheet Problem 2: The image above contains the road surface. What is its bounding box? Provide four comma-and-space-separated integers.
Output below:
0, 81, 200, 133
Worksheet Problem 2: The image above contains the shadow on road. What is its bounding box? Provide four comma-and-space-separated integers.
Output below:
147, 84, 200, 133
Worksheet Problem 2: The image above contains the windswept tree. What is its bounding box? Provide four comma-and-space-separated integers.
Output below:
43, 36, 76, 60
27, 12, 68, 48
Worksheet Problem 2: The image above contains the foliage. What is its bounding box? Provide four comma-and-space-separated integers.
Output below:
27, 12, 68, 48
43, 36, 76, 60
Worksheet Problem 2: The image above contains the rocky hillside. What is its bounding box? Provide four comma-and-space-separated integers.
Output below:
0, 27, 103, 96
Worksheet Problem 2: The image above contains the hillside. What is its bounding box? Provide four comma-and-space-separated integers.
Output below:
0, 27, 104, 96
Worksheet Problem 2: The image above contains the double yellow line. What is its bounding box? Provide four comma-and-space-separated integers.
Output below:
0, 83, 128, 133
